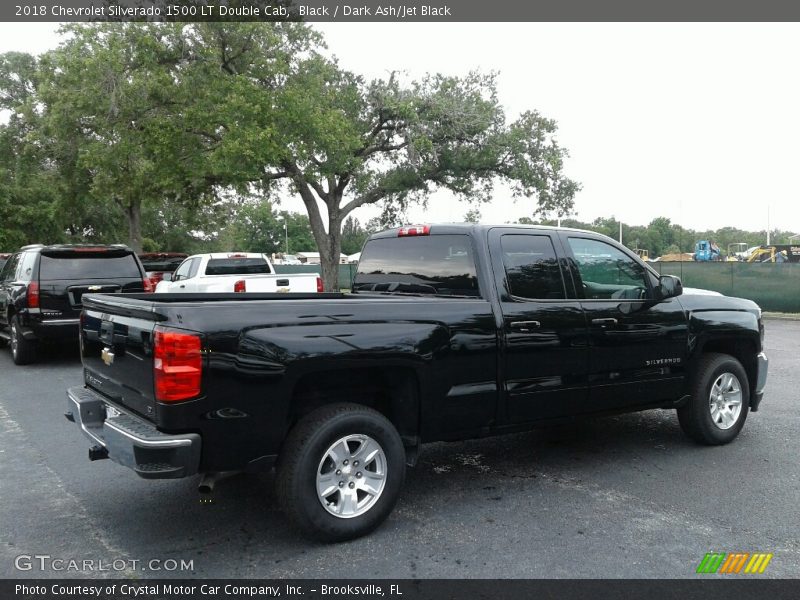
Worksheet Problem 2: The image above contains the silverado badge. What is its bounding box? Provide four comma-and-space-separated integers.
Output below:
101, 347, 115, 366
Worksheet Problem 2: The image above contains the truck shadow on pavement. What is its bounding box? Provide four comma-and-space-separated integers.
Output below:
82, 408, 714, 574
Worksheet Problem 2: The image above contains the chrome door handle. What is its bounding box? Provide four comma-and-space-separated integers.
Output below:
510, 321, 541, 333
591, 317, 618, 328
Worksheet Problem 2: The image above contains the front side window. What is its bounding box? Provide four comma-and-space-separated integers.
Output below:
172, 259, 193, 281
567, 238, 650, 300
187, 257, 201, 279
501, 234, 565, 300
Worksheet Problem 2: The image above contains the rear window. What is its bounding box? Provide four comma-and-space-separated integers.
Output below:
140, 258, 186, 272
353, 234, 480, 296
39, 254, 141, 280
205, 257, 271, 275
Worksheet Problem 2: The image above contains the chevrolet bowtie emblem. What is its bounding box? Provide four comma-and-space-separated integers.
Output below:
87, 285, 102, 291
101, 347, 115, 366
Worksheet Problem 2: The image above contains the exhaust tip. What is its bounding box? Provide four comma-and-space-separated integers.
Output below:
198, 470, 239, 495
88, 445, 108, 461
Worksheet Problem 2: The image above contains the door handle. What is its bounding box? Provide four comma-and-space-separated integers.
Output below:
179, 285, 185, 289
510, 320, 541, 333
591, 317, 618, 328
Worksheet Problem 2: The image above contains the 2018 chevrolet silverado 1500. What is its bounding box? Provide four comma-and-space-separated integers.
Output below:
154, 252, 322, 294
66, 224, 768, 541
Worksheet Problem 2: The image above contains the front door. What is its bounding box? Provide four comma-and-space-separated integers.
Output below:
489, 229, 590, 424
559, 234, 689, 412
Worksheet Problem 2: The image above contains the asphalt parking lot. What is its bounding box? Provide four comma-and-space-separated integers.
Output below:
1, 320, 798, 579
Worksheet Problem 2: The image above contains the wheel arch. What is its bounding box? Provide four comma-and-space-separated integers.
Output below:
285, 365, 422, 462
695, 336, 759, 406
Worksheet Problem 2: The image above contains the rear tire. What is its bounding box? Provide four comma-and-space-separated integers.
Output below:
677, 353, 749, 445
10, 316, 37, 365
276, 403, 406, 542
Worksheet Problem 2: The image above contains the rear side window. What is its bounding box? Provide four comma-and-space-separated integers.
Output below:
17, 252, 37, 281
38, 254, 141, 280
501, 234, 566, 300
353, 234, 480, 296
205, 257, 271, 275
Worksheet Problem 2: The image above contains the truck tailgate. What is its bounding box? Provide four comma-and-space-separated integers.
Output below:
244, 273, 320, 293
80, 295, 161, 420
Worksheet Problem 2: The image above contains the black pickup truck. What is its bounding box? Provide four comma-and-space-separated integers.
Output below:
66, 224, 768, 541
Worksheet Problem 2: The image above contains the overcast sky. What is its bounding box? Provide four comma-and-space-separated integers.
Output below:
2, 22, 799, 235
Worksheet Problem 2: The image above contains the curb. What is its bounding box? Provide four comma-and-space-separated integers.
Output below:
762, 312, 800, 321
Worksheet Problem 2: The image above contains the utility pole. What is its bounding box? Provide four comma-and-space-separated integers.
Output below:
767, 206, 771, 245
619, 220, 623, 244
284, 221, 289, 254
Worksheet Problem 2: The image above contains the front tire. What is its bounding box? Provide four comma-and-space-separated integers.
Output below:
276, 403, 406, 542
10, 316, 37, 365
677, 353, 749, 445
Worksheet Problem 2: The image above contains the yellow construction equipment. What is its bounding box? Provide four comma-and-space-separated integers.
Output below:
727, 243, 748, 261
746, 245, 798, 263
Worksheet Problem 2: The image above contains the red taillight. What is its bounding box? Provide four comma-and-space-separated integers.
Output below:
234, 279, 246, 293
228, 253, 247, 258
143, 278, 154, 293
398, 225, 431, 237
316, 277, 323, 293
27, 282, 40, 308
154, 327, 202, 402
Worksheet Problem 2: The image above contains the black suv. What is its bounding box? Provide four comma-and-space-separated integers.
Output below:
0, 244, 147, 365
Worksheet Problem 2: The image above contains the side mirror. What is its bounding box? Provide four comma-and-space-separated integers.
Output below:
162, 273, 173, 282
657, 275, 683, 301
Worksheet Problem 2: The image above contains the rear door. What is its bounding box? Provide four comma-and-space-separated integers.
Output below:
489, 228, 590, 423
560, 234, 689, 411
37, 249, 144, 320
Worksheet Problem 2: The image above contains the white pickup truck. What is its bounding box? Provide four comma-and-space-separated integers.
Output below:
154, 253, 322, 294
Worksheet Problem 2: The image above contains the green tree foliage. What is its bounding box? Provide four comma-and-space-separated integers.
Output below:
216, 201, 315, 255
3, 23, 578, 287
0, 52, 66, 248
38, 24, 222, 252
526, 215, 792, 258
174, 25, 579, 289
340, 217, 369, 256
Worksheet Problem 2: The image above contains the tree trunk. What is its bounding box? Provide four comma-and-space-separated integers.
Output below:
319, 216, 343, 292
287, 170, 344, 292
126, 200, 143, 253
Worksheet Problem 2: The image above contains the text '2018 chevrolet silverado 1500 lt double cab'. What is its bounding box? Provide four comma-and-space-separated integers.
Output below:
66, 224, 768, 541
